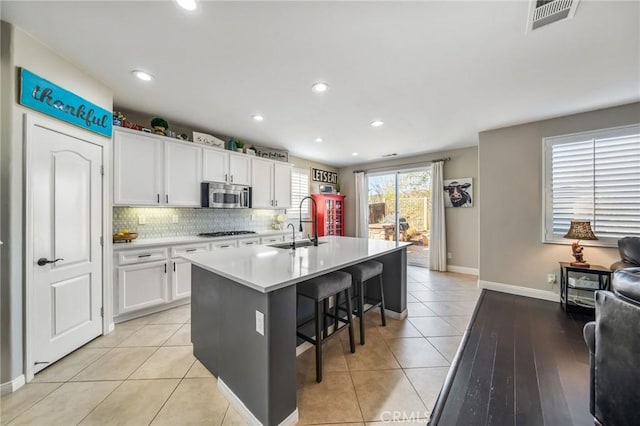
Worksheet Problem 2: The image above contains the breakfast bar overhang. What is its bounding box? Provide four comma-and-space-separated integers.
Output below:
182, 236, 409, 426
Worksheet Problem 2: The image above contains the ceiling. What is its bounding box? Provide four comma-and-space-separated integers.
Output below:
2, 1, 639, 167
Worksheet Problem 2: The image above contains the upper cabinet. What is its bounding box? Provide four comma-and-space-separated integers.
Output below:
250, 158, 292, 209
114, 128, 290, 208
114, 130, 164, 206
165, 142, 202, 207
114, 129, 200, 207
203, 150, 251, 186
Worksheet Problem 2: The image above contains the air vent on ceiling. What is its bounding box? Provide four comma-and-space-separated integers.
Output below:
528, 0, 580, 31
382, 153, 397, 158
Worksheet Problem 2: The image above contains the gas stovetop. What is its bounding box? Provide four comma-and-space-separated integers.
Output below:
198, 231, 257, 237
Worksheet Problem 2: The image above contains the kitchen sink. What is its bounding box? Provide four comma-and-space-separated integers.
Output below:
270, 240, 327, 249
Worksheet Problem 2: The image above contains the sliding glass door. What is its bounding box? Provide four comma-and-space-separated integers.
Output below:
367, 168, 431, 268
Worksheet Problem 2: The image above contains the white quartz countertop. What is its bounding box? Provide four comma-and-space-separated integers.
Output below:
181, 236, 410, 293
112, 230, 289, 250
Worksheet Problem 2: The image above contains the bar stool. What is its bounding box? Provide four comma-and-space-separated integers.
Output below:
343, 261, 386, 345
297, 271, 356, 383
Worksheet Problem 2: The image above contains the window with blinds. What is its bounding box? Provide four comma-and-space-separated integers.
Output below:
289, 167, 310, 220
543, 124, 640, 245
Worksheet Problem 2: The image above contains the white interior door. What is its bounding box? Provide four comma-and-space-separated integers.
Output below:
29, 120, 103, 375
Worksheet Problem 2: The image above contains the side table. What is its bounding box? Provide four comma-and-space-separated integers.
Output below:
559, 262, 611, 312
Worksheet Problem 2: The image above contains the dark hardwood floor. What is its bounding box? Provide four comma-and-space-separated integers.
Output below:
430, 290, 593, 426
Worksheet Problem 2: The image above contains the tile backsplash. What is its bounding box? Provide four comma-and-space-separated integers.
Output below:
113, 207, 286, 239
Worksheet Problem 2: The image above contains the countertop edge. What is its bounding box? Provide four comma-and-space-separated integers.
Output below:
112, 231, 290, 251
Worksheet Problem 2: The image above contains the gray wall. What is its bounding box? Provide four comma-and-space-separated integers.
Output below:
478, 102, 640, 292
338, 146, 479, 271
0, 22, 113, 384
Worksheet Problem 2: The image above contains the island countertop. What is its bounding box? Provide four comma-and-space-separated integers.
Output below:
181, 236, 410, 293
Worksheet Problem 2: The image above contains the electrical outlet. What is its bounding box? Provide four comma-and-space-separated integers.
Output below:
172, 215, 179, 224
255, 310, 264, 336
447, 252, 452, 259
547, 274, 557, 284
138, 216, 146, 225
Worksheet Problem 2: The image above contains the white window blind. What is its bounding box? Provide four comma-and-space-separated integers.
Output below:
543, 124, 640, 245
289, 168, 310, 219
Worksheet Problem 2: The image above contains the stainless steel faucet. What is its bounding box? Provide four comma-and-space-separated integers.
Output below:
299, 196, 319, 246
287, 223, 296, 250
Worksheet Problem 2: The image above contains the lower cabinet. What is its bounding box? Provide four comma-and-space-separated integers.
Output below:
117, 261, 169, 314
171, 258, 193, 301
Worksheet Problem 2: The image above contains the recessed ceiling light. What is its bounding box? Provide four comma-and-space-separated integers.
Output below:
314, 137, 323, 143
371, 120, 384, 127
311, 82, 329, 93
132, 70, 154, 82
176, 0, 197, 11
352, 152, 359, 156
252, 114, 264, 122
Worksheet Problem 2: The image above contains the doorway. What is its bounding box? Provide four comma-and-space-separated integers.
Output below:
367, 168, 432, 267
26, 116, 104, 378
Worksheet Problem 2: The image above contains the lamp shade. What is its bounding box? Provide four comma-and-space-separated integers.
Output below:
564, 220, 598, 240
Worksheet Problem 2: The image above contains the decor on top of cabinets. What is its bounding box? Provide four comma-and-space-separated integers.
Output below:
253, 145, 289, 162
193, 131, 225, 148
151, 117, 169, 135
113, 111, 126, 126
443, 178, 473, 208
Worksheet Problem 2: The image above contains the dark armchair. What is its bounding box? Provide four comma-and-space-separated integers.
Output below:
610, 236, 640, 271
583, 267, 640, 426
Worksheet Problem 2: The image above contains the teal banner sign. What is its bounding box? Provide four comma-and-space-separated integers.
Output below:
19, 68, 112, 137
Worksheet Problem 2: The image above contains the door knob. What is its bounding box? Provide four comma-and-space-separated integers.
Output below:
37, 258, 64, 266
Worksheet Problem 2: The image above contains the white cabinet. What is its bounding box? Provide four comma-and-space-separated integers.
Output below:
202, 150, 251, 186
171, 258, 192, 301
114, 129, 202, 207
165, 143, 202, 206
117, 261, 168, 314
114, 130, 164, 205
250, 158, 292, 209
273, 163, 292, 209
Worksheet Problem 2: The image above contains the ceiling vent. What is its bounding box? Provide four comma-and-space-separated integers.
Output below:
528, 0, 580, 31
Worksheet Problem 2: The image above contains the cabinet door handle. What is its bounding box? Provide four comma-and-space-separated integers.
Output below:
164, 264, 167, 273
275, 200, 278, 207
219, 245, 230, 248
173, 262, 176, 272
157, 194, 160, 203
245, 242, 255, 245
166, 194, 169, 203
138, 254, 152, 258
230, 175, 234, 183
225, 174, 228, 182
186, 248, 197, 252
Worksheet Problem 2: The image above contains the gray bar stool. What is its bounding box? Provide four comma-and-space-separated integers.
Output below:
343, 261, 386, 345
296, 271, 356, 383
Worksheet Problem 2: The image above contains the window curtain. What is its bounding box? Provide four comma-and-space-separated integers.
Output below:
354, 172, 368, 238
429, 161, 447, 271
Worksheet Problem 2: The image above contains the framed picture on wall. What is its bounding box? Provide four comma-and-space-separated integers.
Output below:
443, 178, 473, 208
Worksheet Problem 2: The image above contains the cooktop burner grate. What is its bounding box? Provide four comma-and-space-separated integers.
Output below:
198, 231, 257, 237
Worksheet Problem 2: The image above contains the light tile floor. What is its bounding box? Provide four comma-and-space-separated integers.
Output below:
1, 267, 479, 425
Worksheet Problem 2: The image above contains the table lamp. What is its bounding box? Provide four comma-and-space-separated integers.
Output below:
564, 220, 598, 267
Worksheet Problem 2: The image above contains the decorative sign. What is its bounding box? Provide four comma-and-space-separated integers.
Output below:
19, 68, 112, 137
312, 168, 338, 184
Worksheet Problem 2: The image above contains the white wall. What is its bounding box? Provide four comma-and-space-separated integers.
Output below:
338, 146, 479, 271
0, 22, 113, 385
478, 102, 640, 293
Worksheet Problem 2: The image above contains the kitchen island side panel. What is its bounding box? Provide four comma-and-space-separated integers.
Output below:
191, 265, 297, 426
363, 248, 408, 315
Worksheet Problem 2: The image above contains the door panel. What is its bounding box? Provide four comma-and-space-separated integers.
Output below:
202, 149, 229, 183
53, 152, 91, 266
52, 274, 92, 336
118, 262, 168, 313
251, 158, 273, 208
273, 164, 292, 209
165, 142, 202, 206
113, 130, 163, 205
172, 259, 192, 300
229, 153, 251, 186
30, 120, 103, 374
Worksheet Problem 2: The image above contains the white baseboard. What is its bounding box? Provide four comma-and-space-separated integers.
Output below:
479, 280, 559, 302
1, 375, 25, 395
447, 265, 479, 275
218, 378, 298, 426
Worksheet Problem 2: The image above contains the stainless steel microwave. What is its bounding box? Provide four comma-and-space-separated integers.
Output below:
201, 182, 251, 209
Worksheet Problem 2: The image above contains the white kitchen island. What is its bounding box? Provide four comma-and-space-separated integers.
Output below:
182, 236, 409, 426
